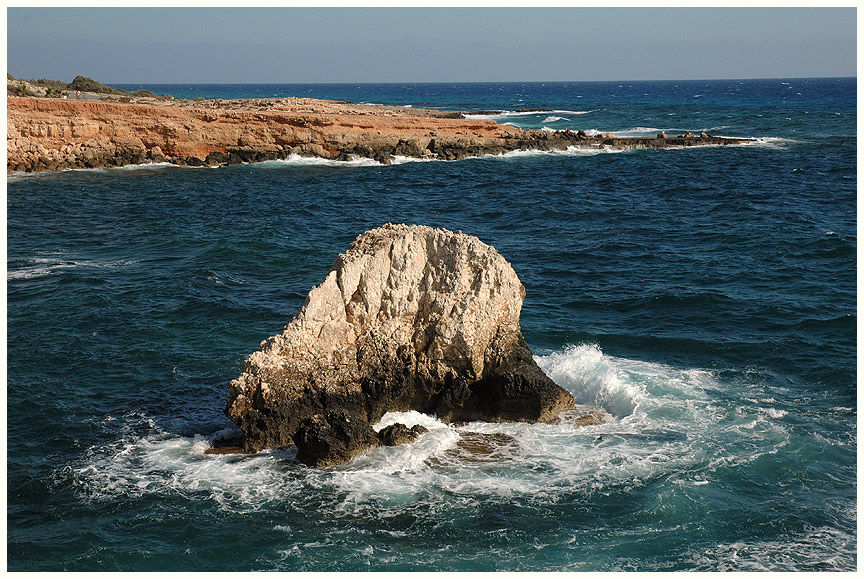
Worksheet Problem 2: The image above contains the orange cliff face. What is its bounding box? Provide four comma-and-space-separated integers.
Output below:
7, 96, 515, 172
8, 96, 748, 173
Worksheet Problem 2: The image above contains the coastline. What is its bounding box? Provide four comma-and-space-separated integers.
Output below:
7, 95, 750, 173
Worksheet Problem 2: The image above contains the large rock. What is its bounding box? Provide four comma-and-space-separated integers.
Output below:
224, 224, 576, 463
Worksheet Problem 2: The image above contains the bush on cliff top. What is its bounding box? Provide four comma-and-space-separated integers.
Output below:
12, 83, 35, 97
69, 75, 127, 94
30, 78, 69, 91
10, 73, 172, 100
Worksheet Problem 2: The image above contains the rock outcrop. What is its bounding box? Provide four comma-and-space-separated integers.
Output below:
8, 96, 751, 173
224, 224, 578, 465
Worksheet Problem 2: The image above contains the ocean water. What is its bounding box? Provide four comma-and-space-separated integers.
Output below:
7, 79, 856, 571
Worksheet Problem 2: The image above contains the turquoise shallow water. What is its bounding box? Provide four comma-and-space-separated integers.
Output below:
6, 79, 856, 571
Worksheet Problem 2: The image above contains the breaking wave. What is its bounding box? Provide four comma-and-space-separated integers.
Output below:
464, 109, 598, 120
70, 344, 793, 513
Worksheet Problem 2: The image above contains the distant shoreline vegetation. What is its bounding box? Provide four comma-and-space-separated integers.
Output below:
7, 73, 171, 100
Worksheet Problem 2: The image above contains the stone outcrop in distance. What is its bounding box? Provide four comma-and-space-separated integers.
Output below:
7, 96, 752, 173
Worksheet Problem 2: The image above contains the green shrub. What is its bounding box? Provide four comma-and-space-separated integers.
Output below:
68, 75, 127, 95
130, 89, 157, 98
30, 78, 68, 91
13, 83, 34, 97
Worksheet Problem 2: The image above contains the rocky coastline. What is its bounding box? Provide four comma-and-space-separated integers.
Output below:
8, 95, 751, 173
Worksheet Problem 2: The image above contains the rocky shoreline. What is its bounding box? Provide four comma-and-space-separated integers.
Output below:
8, 95, 751, 173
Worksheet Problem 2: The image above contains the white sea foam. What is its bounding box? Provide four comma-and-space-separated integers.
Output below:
689, 526, 855, 571
761, 407, 787, 419
7, 256, 138, 281
463, 109, 597, 121
741, 136, 793, 148
542, 116, 570, 123
113, 161, 178, 171
481, 145, 628, 161
253, 145, 631, 170
613, 126, 667, 137
254, 154, 382, 168
7, 162, 195, 181
613, 126, 675, 137
71, 344, 794, 517
537, 344, 642, 417
7, 260, 80, 281
372, 410, 450, 432
390, 155, 438, 165
73, 421, 305, 513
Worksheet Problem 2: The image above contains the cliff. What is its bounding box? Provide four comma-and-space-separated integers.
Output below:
8, 96, 750, 172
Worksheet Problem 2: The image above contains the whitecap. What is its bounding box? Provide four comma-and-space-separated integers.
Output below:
738, 136, 793, 148
612, 126, 666, 137
7, 261, 80, 280
464, 109, 596, 121
463, 111, 541, 120
7, 256, 138, 281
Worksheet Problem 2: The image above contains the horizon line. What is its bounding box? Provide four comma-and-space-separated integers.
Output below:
104, 75, 856, 85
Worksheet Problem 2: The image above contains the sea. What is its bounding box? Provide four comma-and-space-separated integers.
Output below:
6, 78, 857, 571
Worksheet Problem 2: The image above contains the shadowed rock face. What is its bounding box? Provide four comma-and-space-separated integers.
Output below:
225, 224, 576, 465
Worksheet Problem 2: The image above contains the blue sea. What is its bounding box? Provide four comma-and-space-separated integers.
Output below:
7, 79, 857, 571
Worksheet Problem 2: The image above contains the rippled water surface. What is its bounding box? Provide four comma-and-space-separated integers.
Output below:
7, 79, 856, 571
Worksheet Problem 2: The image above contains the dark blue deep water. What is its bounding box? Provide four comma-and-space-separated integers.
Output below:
7, 79, 856, 571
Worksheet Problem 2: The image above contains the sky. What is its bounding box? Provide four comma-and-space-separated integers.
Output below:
6, 7, 858, 84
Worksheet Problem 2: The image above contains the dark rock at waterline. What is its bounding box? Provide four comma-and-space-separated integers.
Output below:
378, 423, 429, 447
294, 410, 381, 467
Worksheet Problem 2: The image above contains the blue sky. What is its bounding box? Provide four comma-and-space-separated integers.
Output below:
6, 7, 857, 83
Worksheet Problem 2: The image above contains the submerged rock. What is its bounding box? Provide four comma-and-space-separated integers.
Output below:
377, 423, 429, 447
294, 410, 380, 467
224, 224, 577, 464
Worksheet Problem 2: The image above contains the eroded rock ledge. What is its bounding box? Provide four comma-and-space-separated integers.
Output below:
221, 224, 584, 466
8, 96, 751, 173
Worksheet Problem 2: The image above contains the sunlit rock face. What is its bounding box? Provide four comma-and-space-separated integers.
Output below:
225, 224, 576, 465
